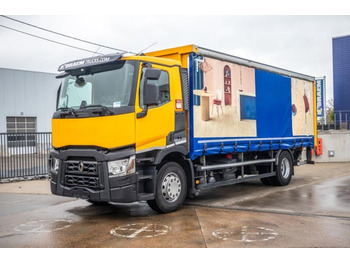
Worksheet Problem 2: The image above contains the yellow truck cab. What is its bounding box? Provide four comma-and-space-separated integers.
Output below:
50, 49, 192, 213
50, 45, 317, 213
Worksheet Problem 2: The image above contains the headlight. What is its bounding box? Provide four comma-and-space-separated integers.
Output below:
108, 155, 135, 178
52, 158, 60, 172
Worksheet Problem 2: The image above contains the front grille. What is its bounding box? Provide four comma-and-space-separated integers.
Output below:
64, 160, 101, 189
66, 161, 97, 175
65, 175, 99, 189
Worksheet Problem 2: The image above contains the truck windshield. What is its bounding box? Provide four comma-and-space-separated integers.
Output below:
58, 61, 135, 110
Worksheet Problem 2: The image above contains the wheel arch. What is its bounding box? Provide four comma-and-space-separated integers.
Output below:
275, 149, 294, 166
154, 146, 196, 198
154, 145, 188, 165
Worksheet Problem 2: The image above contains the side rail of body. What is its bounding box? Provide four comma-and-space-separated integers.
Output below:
137, 146, 313, 213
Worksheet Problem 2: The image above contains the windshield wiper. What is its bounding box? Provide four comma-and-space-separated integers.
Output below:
79, 104, 115, 115
57, 107, 77, 117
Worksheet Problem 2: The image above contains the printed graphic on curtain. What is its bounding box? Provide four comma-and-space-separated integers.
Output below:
193, 58, 205, 106
193, 57, 257, 138
291, 78, 314, 135
224, 65, 232, 105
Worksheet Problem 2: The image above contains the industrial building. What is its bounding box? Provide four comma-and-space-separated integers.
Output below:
333, 35, 350, 127
0, 67, 59, 170
0, 68, 59, 133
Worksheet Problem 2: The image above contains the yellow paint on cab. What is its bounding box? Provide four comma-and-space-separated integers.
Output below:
134, 63, 176, 152
52, 113, 135, 149
52, 49, 193, 151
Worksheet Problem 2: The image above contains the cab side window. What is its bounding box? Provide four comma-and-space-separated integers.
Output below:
140, 68, 170, 108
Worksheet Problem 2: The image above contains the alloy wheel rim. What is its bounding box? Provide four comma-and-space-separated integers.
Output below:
281, 158, 290, 179
161, 172, 182, 202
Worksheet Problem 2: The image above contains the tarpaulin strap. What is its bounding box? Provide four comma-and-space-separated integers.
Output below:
292, 139, 296, 149
270, 141, 273, 150
279, 140, 282, 149
203, 143, 207, 154
258, 141, 262, 151
248, 141, 251, 151
220, 142, 224, 153
301, 139, 304, 147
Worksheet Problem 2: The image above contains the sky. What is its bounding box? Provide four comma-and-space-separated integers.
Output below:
1, 14, 350, 101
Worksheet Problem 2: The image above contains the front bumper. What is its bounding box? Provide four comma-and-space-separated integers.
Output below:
50, 148, 150, 203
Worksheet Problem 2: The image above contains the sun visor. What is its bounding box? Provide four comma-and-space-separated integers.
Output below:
57, 53, 124, 72
56, 71, 70, 79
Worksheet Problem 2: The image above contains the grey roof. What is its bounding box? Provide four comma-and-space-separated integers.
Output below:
197, 46, 315, 82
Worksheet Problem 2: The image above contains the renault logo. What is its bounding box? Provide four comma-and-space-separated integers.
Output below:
78, 162, 84, 173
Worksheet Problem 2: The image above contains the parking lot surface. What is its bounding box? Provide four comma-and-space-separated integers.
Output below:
0, 162, 349, 248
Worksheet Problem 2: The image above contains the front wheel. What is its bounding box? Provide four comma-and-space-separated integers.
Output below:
147, 162, 187, 213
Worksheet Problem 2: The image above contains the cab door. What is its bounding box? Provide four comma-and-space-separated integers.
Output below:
135, 64, 175, 153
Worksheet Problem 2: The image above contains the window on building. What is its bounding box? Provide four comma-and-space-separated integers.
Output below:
6, 117, 37, 147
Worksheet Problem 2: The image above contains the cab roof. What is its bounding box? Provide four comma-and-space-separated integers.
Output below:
123, 55, 182, 67
56, 52, 182, 78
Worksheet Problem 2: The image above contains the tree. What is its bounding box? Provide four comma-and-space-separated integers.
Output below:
326, 99, 334, 123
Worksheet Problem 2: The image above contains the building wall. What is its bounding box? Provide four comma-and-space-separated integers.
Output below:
316, 131, 350, 162
0, 68, 60, 133
333, 35, 350, 123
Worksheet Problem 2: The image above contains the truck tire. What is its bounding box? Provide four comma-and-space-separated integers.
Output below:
270, 151, 293, 186
258, 165, 273, 186
260, 177, 273, 186
147, 162, 187, 213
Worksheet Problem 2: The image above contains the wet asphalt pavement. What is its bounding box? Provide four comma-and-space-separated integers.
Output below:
0, 162, 349, 248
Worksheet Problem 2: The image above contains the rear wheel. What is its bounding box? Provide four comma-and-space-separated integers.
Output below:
147, 162, 187, 213
260, 177, 273, 186
270, 151, 293, 186
258, 165, 273, 186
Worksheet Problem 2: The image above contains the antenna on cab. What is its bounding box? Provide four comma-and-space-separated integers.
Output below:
137, 42, 158, 56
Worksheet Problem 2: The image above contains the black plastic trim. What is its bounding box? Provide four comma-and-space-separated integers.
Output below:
56, 83, 61, 109
50, 147, 135, 162
137, 60, 181, 68
154, 145, 189, 165
53, 106, 135, 119
50, 149, 139, 203
180, 68, 190, 111
136, 106, 148, 119
175, 111, 185, 131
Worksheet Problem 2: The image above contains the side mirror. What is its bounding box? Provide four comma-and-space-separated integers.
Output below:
143, 82, 159, 106
137, 69, 161, 119
144, 68, 161, 80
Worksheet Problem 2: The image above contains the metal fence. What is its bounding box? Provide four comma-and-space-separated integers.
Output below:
318, 110, 350, 131
334, 110, 350, 130
317, 124, 349, 131
0, 132, 52, 179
